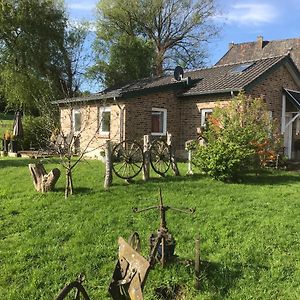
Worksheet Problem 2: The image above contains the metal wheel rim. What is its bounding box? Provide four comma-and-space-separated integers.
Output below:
149, 140, 171, 176
112, 140, 144, 179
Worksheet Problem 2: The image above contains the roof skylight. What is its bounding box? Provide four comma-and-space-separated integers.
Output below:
231, 63, 254, 73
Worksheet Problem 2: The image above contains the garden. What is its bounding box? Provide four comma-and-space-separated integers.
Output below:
0, 157, 299, 299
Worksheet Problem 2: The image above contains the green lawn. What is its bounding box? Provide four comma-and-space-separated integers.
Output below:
0, 158, 299, 299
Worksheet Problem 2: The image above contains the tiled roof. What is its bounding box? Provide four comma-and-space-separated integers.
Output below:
54, 55, 294, 104
216, 37, 300, 70
181, 55, 289, 96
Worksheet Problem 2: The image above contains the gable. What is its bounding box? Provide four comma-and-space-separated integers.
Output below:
217, 37, 300, 71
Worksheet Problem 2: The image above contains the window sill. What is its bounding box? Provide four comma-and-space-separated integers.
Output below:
99, 132, 110, 138
151, 132, 166, 136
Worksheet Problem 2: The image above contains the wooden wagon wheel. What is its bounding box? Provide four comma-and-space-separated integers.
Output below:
149, 140, 171, 176
112, 140, 144, 180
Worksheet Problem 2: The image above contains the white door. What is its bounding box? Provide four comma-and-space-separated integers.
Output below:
284, 113, 293, 159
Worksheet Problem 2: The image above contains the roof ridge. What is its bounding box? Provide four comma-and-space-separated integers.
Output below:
231, 37, 300, 46
187, 54, 288, 72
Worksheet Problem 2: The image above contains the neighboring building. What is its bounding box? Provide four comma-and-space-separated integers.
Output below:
217, 36, 300, 70
55, 54, 300, 160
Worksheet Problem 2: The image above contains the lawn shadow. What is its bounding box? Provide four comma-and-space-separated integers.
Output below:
0, 158, 33, 168
239, 170, 300, 186
199, 260, 243, 297
111, 173, 207, 187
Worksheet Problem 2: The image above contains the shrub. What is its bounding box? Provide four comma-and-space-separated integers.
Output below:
193, 93, 281, 181
21, 116, 54, 150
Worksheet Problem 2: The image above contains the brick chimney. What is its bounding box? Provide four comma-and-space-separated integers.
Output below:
257, 35, 263, 49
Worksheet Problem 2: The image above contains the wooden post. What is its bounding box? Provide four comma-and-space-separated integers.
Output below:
104, 140, 113, 190
195, 235, 200, 290
143, 135, 150, 181
167, 133, 180, 176
187, 150, 193, 175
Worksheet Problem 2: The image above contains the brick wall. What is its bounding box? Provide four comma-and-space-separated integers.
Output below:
124, 90, 181, 147
59, 63, 300, 160
59, 102, 123, 159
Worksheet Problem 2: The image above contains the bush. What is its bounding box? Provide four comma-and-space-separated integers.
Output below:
21, 116, 54, 150
193, 93, 281, 181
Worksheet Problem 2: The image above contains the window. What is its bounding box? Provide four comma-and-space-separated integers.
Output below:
99, 106, 111, 135
72, 108, 81, 133
151, 108, 167, 135
231, 63, 254, 74
201, 108, 213, 128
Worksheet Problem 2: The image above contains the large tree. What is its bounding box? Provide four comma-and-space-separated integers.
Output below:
89, 34, 155, 87
93, 0, 217, 83
0, 0, 93, 113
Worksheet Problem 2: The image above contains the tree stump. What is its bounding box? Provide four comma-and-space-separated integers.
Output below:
29, 163, 61, 192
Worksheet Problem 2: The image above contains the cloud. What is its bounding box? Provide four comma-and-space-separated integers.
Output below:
215, 2, 279, 26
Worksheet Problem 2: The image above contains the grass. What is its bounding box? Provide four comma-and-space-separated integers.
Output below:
0, 157, 299, 299
0, 112, 14, 138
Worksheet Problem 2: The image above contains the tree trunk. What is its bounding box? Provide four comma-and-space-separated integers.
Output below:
29, 163, 60, 192
104, 140, 112, 190
65, 169, 73, 198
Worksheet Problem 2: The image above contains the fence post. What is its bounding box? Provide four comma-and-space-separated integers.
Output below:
104, 140, 113, 190
167, 133, 180, 176
143, 135, 150, 181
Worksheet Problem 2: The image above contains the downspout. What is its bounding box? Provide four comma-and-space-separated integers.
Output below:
281, 93, 286, 134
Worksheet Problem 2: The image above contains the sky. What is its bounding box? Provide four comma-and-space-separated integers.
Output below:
65, 0, 300, 85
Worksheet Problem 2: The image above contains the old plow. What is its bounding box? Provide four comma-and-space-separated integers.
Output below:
55, 189, 196, 300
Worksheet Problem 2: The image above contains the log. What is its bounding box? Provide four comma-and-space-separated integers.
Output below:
29, 163, 61, 192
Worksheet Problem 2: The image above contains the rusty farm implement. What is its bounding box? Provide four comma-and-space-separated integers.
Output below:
54, 189, 196, 300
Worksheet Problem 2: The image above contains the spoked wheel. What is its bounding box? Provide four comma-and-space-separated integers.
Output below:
112, 140, 144, 180
149, 140, 171, 176
55, 275, 90, 300
128, 232, 141, 253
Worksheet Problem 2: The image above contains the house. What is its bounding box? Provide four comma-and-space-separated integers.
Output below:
216, 36, 300, 69
55, 53, 300, 160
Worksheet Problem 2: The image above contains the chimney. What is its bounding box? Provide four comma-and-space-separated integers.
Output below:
257, 35, 263, 49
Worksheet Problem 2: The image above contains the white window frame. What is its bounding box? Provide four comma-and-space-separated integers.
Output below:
151, 107, 167, 136
99, 106, 111, 135
72, 108, 81, 133
201, 108, 213, 127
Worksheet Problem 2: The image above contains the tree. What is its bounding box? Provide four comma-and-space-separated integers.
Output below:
0, 0, 66, 112
193, 93, 281, 181
0, 1, 94, 113
89, 34, 155, 87
93, 0, 218, 80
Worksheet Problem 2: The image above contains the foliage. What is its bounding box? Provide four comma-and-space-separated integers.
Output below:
0, 1, 93, 113
92, 0, 218, 84
89, 35, 155, 88
0, 0, 66, 112
0, 159, 299, 299
193, 93, 281, 181
21, 116, 55, 150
